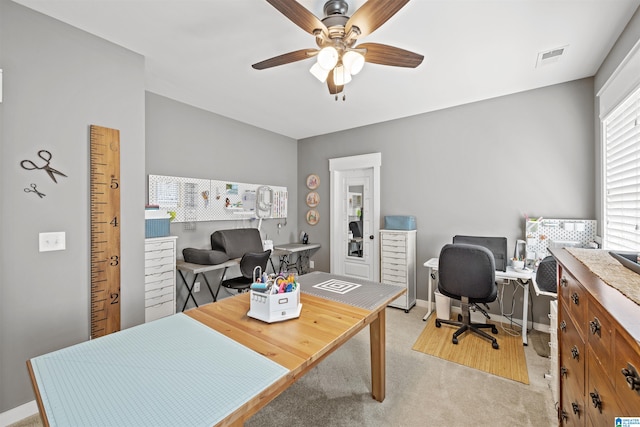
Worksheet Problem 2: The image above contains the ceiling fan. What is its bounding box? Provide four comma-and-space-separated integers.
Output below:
252, 0, 424, 98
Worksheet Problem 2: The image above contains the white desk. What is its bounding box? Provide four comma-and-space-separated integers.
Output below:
422, 257, 532, 345
273, 243, 321, 274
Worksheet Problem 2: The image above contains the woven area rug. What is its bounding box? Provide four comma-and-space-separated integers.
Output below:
412, 315, 529, 384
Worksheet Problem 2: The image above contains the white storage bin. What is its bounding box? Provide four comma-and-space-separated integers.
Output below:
434, 290, 451, 320
247, 287, 302, 323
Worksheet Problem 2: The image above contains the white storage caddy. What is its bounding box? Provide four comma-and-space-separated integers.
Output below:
247, 268, 302, 323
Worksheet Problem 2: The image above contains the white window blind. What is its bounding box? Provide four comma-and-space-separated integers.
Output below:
603, 86, 640, 250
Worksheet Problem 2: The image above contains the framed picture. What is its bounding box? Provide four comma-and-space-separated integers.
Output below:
306, 174, 320, 190
306, 209, 319, 225
306, 191, 319, 208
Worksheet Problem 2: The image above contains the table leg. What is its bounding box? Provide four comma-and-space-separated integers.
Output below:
522, 281, 529, 346
179, 270, 199, 312
201, 272, 217, 303
369, 309, 386, 402
423, 268, 434, 321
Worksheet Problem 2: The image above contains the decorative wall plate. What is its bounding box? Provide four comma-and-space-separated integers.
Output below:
306, 174, 320, 190
306, 209, 319, 225
306, 191, 319, 208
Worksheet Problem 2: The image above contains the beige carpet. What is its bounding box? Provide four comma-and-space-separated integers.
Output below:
412, 315, 530, 384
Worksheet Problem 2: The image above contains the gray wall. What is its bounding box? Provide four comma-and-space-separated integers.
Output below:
1, 1, 146, 413
145, 93, 298, 310
298, 78, 596, 326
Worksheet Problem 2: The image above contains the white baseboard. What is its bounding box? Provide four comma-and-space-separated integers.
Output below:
0, 400, 38, 427
414, 298, 551, 332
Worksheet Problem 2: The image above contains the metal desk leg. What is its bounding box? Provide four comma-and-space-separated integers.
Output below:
522, 281, 529, 346
178, 270, 199, 312
201, 272, 217, 303
212, 267, 228, 301
423, 268, 435, 321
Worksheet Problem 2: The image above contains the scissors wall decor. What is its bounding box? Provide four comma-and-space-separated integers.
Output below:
24, 183, 46, 198
20, 150, 67, 183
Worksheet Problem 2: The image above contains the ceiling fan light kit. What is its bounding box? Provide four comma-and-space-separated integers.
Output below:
253, 0, 424, 97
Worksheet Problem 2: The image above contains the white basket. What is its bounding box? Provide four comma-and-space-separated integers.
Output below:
247, 287, 301, 323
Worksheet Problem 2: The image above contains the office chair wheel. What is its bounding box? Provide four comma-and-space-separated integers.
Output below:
492, 341, 499, 350
491, 326, 498, 334
435, 319, 442, 328
452, 337, 459, 345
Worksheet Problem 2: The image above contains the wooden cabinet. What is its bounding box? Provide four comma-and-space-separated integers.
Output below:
380, 230, 416, 312
144, 236, 177, 322
553, 248, 640, 426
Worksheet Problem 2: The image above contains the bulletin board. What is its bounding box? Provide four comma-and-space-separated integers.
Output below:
148, 174, 287, 223
525, 218, 597, 262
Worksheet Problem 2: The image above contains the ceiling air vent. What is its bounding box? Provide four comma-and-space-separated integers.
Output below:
536, 45, 568, 68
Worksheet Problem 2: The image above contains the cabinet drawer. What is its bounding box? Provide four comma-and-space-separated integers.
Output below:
145, 270, 173, 284
145, 300, 174, 322
586, 348, 623, 427
560, 303, 585, 396
381, 261, 407, 271
381, 274, 406, 285
144, 288, 174, 308
587, 300, 613, 374
145, 262, 174, 276
561, 379, 585, 427
145, 248, 174, 261
145, 256, 175, 268
145, 277, 174, 293
614, 329, 640, 414
381, 233, 406, 243
381, 251, 406, 261
145, 240, 174, 252
559, 268, 587, 339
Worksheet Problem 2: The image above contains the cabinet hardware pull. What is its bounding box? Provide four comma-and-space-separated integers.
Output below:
589, 317, 601, 336
571, 345, 579, 360
560, 409, 568, 423
560, 366, 568, 378
571, 402, 580, 418
559, 320, 566, 332
571, 292, 579, 305
589, 390, 602, 414
621, 363, 640, 392
560, 277, 568, 287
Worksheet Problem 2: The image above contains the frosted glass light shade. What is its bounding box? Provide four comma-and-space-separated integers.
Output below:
310, 62, 330, 82
333, 65, 352, 86
317, 47, 339, 70
343, 51, 365, 75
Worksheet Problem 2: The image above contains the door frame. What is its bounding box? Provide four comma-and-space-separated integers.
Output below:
329, 153, 381, 279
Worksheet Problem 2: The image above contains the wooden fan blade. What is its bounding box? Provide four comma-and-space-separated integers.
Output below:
358, 42, 424, 68
266, 0, 328, 36
327, 69, 344, 95
252, 49, 318, 70
346, 0, 410, 38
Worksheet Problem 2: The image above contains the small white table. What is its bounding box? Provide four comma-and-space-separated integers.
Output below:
273, 243, 321, 274
422, 257, 533, 345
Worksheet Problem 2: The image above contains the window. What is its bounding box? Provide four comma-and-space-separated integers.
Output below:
603, 85, 640, 250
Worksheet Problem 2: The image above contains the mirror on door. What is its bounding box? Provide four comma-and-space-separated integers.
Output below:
347, 186, 363, 258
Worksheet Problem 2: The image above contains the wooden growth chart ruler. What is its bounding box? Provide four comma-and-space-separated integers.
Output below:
90, 125, 121, 339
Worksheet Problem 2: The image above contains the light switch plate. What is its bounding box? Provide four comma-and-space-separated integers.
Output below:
39, 232, 66, 252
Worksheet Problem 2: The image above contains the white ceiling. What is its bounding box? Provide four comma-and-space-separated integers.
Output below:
12, 0, 640, 139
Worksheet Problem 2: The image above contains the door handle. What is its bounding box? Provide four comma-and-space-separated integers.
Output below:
369, 235, 374, 239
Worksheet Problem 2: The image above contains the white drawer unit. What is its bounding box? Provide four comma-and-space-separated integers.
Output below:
380, 229, 416, 312
144, 236, 177, 322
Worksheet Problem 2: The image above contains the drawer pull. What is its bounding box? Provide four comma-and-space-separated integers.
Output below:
589, 317, 601, 336
559, 320, 566, 332
571, 402, 580, 418
621, 363, 640, 392
571, 292, 579, 305
571, 345, 579, 360
560, 277, 568, 287
560, 366, 568, 378
559, 409, 568, 423
589, 390, 602, 414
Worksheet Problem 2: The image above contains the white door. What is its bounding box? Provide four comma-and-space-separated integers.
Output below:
329, 153, 381, 281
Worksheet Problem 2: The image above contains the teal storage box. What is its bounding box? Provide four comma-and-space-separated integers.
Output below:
145, 218, 170, 238
384, 215, 416, 230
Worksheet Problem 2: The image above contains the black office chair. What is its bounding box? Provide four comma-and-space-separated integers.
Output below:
435, 243, 500, 349
220, 250, 271, 293
348, 221, 363, 256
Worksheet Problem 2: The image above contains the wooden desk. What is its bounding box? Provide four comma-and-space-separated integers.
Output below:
27, 273, 404, 426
